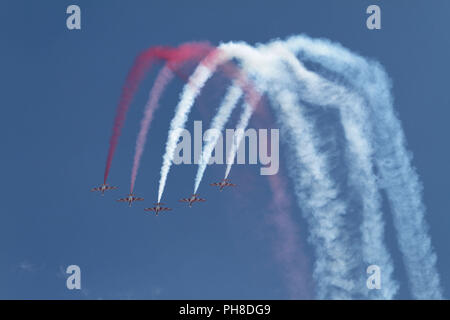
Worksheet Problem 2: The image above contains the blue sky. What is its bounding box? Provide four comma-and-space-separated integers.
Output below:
0, 0, 449, 299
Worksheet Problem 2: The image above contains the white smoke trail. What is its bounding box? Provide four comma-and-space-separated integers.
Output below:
157, 54, 224, 202
157, 48, 259, 201
156, 36, 442, 299
223, 101, 254, 179
285, 35, 443, 299
220, 42, 359, 298
158, 41, 357, 298
262, 41, 397, 299
272, 88, 359, 299
130, 66, 174, 193
193, 84, 243, 193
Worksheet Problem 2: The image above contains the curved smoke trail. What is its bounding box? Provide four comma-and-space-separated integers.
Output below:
104, 42, 212, 185
210, 39, 408, 298
187, 46, 315, 298
194, 84, 243, 193
264, 41, 397, 299
267, 173, 313, 299
271, 88, 356, 299
174, 57, 313, 298
113, 35, 442, 299
157, 50, 262, 201
284, 35, 442, 299
210, 42, 358, 298
223, 101, 254, 179
130, 66, 174, 193
167, 41, 385, 298
130, 43, 215, 194
157, 50, 226, 202
193, 46, 265, 187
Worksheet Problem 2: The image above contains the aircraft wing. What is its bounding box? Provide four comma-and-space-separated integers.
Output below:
133, 197, 144, 201
179, 198, 190, 202
91, 188, 100, 192
117, 198, 127, 202
144, 208, 156, 212
195, 198, 206, 202
161, 207, 172, 211
224, 182, 236, 187
210, 183, 220, 186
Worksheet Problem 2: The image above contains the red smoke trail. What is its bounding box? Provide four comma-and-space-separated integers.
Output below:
189, 67, 312, 297
267, 173, 313, 299
218, 60, 264, 117
129, 66, 174, 193
110, 42, 312, 296
103, 42, 213, 184
189, 52, 313, 297
129, 46, 215, 193
209, 62, 312, 296
245, 101, 313, 298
